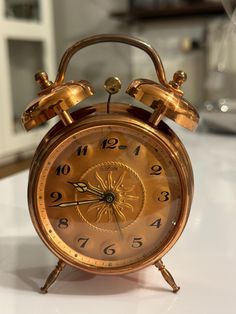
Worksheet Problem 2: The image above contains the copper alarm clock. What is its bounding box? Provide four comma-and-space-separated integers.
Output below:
21, 34, 199, 294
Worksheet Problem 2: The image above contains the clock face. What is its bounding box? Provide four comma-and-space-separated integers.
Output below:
35, 122, 183, 271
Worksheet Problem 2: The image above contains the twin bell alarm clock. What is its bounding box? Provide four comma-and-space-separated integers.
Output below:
21, 34, 199, 293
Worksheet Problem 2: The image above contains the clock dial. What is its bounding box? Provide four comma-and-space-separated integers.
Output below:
35, 123, 183, 270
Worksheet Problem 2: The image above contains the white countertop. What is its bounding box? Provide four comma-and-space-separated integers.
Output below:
1, 129, 236, 314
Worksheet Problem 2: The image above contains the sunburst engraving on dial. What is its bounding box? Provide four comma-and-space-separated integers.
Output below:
88, 170, 139, 222
74, 161, 145, 231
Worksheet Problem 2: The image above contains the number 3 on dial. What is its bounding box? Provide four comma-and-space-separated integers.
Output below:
158, 191, 170, 202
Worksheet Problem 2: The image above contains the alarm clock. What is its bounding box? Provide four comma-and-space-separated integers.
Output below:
21, 34, 199, 294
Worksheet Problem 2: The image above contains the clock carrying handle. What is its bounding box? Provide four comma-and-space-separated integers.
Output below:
55, 34, 200, 131
22, 34, 199, 132
53, 34, 197, 131
55, 34, 173, 90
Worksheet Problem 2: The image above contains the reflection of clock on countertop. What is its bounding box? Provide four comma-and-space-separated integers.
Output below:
21, 34, 199, 294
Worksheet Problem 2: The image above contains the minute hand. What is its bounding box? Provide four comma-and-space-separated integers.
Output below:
51, 199, 102, 208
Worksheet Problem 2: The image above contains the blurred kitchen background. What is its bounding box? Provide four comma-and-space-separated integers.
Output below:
0, 0, 235, 177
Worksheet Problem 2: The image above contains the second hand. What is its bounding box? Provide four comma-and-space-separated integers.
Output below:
111, 204, 124, 241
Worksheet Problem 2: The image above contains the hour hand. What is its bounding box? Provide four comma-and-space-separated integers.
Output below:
69, 182, 104, 197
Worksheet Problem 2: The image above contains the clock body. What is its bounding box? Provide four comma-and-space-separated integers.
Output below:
28, 102, 193, 275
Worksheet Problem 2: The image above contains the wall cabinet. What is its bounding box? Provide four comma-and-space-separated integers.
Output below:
0, 0, 56, 163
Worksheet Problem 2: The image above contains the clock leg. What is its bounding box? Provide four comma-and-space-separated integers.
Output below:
155, 259, 180, 293
40, 259, 66, 294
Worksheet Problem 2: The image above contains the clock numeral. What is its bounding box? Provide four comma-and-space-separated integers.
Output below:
58, 218, 69, 229
50, 192, 62, 202
133, 145, 141, 156
77, 145, 88, 156
158, 191, 170, 202
103, 244, 116, 255
131, 237, 143, 248
102, 138, 118, 149
150, 218, 161, 228
77, 237, 89, 248
56, 164, 70, 176
150, 165, 162, 175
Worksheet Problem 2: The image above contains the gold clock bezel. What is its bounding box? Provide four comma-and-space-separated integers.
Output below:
28, 102, 193, 275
